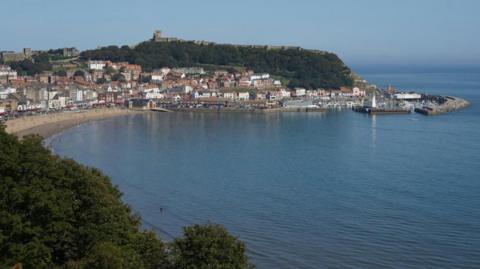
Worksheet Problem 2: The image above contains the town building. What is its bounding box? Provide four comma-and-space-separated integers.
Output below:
0, 65, 18, 83
88, 61, 107, 70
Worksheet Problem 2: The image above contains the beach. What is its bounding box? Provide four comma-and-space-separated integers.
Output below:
5, 108, 142, 139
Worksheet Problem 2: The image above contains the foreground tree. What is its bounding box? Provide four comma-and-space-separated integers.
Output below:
0, 126, 253, 269
172, 224, 254, 269
0, 127, 168, 269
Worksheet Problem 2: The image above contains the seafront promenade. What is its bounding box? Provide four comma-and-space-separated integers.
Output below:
5, 108, 141, 138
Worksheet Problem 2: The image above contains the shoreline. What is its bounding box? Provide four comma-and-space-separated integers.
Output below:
4, 95, 471, 139
5, 108, 143, 139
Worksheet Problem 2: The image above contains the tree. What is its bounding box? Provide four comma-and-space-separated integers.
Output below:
112, 73, 125, 82
105, 66, 116, 75
140, 76, 151, 83
0, 128, 168, 269
78, 242, 143, 269
54, 69, 67, 77
0, 127, 253, 269
33, 52, 50, 63
96, 77, 107, 84
9, 60, 52, 76
172, 224, 254, 269
74, 70, 85, 77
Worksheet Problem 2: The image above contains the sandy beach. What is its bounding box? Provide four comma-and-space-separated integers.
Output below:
5, 108, 143, 139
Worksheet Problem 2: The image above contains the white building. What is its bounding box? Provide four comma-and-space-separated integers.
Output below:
0, 65, 17, 80
172, 67, 205, 75
250, 73, 270, 81
293, 88, 306, 97
76, 89, 83, 102
278, 89, 291, 99
69, 88, 84, 102
48, 96, 67, 109
352, 87, 366, 97
151, 72, 165, 82
144, 87, 164, 99
222, 92, 236, 100
394, 93, 422, 100
238, 92, 250, 100
194, 91, 214, 99
88, 61, 107, 70
0, 87, 16, 99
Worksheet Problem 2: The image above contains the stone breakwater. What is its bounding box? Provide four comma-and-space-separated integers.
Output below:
415, 96, 470, 115
5, 108, 142, 139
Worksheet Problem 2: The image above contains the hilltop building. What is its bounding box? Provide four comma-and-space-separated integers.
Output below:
62, 48, 80, 57
1, 48, 33, 62
148, 30, 324, 54
152, 30, 182, 43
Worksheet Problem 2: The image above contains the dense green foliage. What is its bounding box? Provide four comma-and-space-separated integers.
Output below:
81, 42, 353, 89
9, 60, 52, 76
172, 224, 253, 269
0, 127, 252, 269
6, 49, 79, 76
73, 70, 85, 77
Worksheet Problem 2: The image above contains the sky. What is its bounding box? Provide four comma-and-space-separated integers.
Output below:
1, 0, 479, 67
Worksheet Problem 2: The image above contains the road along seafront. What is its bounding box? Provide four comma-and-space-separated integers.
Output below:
5, 108, 143, 139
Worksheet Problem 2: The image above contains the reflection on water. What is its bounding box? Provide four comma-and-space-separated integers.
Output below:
371, 114, 377, 147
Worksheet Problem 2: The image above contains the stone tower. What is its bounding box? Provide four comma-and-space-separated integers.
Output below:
153, 30, 162, 42
23, 48, 32, 59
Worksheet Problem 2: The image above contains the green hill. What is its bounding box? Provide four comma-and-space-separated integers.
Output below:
81, 41, 354, 89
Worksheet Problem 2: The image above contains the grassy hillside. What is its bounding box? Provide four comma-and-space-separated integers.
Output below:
81, 41, 354, 89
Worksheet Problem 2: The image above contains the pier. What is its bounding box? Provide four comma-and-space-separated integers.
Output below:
353, 107, 411, 115
414, 96, 470, 115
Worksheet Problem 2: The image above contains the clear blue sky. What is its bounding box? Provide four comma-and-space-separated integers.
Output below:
1, 0, 479, 66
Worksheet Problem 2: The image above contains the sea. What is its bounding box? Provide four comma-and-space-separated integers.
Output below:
48, 66, 480, 268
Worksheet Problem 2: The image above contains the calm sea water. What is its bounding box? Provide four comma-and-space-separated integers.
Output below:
49, 68, 480, 268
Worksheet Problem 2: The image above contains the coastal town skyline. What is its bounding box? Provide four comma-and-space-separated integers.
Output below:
2, 2, 479, 268
1, 28, 469, 119
1, 0, 480, 66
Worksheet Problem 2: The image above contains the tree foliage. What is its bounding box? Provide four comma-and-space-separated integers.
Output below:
73, 70, 85, 77
54, 69, 67, 77
112, 73, 126, 82
172, 224, 254, 269
0, 127, 252, 269
81, 41, 353, 89
9, 60, 52, 76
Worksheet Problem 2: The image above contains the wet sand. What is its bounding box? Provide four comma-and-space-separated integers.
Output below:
5, 108, 143, 139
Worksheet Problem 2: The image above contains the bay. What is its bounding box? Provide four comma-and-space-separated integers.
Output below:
50, 68, 480, 268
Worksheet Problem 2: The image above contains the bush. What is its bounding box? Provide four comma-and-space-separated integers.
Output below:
172, 224, 254, 269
